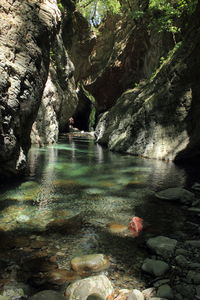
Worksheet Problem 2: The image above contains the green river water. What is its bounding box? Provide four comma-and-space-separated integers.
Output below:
0, 134, 197, 291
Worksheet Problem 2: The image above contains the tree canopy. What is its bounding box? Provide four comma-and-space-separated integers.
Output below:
57, 0, 198, 34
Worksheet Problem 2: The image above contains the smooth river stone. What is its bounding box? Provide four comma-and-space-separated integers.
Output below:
147, 236, 177, 258
71, 254, 110, 272
65, 275, 113, 300
47, 269, 80, 285
142, 258, 169, 276
155, 188, 195, 204
107, 223, 128, 233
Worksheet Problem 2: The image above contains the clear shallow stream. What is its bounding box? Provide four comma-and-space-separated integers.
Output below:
0, 134, 197, 290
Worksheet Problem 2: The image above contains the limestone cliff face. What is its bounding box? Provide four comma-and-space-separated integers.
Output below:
31, 31, 78, 145
67, 9, 172, 114
96, 2, 200, 162
0, 0, 60, 177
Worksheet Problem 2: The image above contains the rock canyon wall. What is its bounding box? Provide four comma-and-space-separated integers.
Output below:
95, 1, 200, 162
0, 0, 78, 177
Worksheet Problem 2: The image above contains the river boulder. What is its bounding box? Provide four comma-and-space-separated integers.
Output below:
65, 275, 114, 300
147, 236, 177, 259
142, 258, 169, 276
155, 188, 195, 205
71, 254, 110, 273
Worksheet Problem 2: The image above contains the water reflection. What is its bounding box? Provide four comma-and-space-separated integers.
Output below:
0, 135, 190, 233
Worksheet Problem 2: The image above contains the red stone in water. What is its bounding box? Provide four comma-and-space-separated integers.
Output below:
128, 216, 143, 237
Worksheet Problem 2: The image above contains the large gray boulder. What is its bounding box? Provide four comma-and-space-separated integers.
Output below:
147, 236, 177, 259
65, 275, 114, 300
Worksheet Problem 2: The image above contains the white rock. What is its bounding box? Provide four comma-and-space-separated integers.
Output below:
128, 289, 144, 300
142, 287, 156, 299
65, 275, 114, 300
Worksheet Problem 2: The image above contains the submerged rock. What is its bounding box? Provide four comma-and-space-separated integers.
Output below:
155, 188, 195, 205
65, 275, 113, 300
23, 257, 58, 273
47, 269, 80, 285
147, 236, 177, 258
29, 290, 66, 300
46, 214, 84, 234
156, 284, 174, 299
106, 223, 128, 233
142, 258, 169, 276
71, 254, 110, 273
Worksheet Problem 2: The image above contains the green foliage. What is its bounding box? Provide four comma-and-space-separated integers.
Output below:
149, 0, 198, 34
131, 9, 145, 20
150, 41, 182, 80
76, 0, 121, 26
57, 0, 65, 13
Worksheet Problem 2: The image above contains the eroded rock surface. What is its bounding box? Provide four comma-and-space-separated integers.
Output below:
31, 31, 78, 145
95, 2, 200, 162
0, 0, 60, 177
65, 275, 114, 300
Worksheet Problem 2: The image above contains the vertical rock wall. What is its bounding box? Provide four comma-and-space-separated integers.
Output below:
95, 2, 200, 162
31, 31, 78, 145
0, 0, 60, 177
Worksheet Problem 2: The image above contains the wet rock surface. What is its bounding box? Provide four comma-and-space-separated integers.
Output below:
71, 254, 110, 273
